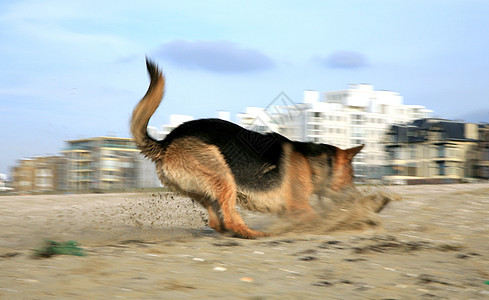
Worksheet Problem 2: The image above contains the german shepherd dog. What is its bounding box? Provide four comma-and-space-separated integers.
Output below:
131, 58, 364, 238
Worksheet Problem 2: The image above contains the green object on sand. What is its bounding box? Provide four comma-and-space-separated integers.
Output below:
33, 240, 86, 258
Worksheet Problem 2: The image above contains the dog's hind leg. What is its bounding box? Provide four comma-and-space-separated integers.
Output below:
185, 192, 228, 233
187, 176, 266, 238
206, 204, 226, 233
161, 138, 267, 238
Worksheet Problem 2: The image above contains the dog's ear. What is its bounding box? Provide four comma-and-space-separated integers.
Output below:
344, 144, 364, 160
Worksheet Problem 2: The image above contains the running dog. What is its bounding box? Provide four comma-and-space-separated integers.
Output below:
131, 58, 364, 238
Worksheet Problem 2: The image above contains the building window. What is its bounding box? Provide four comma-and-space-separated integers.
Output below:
352, 127, 364, 137
407, 163, 416, 176
389, 149, 403, 160
385, 165, 396, 176
437, 145, 445, 158
437, 161, 446, 176
410, 145, 416, 159
351, 114, 365, 125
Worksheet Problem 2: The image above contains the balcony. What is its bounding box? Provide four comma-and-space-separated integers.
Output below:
101, 176, 119, 182
101, 143, 137, 149
70, 176, 92, 182
64, 146, 91, 152
433, 150, 462, 162
73, 168, 92, 172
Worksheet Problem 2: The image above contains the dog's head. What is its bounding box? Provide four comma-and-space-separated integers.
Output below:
330, 144, 364, 191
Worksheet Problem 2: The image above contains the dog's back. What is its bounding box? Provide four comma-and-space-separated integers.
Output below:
164, 118, 285, 190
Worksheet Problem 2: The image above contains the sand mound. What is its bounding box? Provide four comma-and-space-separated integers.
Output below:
119, 192, 208, 229
267, 187, 401, 235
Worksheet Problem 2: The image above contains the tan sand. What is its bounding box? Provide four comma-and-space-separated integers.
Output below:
0, 183, 488, 299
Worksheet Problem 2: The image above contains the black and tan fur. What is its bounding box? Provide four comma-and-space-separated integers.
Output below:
131, 58, 364, 238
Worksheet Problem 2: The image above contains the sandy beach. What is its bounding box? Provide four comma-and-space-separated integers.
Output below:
0, 183, 488, 299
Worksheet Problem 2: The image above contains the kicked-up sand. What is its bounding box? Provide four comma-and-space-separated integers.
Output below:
0, 183, 488, 299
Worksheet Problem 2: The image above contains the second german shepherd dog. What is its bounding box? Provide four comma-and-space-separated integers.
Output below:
131, 58, 364, 238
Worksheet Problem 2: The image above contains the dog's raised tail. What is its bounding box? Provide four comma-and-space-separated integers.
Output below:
130, 57, 165, 159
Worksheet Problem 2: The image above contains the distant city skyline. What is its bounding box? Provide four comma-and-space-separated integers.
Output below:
1, 1, 489, 174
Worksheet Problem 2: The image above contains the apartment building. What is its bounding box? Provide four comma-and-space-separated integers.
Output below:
11, 156, 66, 193
9, 137, 162, 193
237, 84, 432, 181
383, 118, 480, 184
63, 137, 144, 191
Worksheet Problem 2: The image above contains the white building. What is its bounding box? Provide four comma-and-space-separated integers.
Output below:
237, 107, 282, 133
0, 173, 12, 192
237, 84, 433, 181
148, 114, 194, 140
148, 112, 232, 140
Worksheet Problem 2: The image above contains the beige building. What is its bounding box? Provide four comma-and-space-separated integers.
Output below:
63, 137, 141, 191
11, 156, 66, 193
10, 136, 162, 193
383, 119, 480, 184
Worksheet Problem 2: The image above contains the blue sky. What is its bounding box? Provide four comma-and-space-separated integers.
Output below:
1, 0, 489, 174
